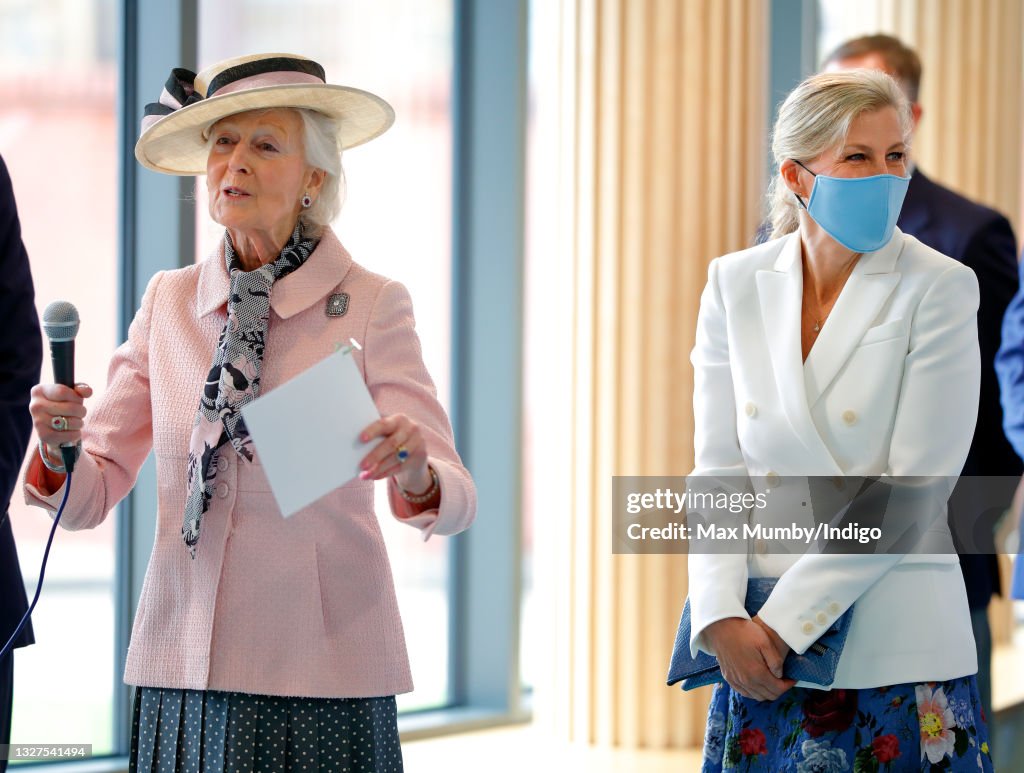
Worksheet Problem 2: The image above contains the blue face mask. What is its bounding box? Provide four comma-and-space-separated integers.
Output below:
793, 159, 910, 253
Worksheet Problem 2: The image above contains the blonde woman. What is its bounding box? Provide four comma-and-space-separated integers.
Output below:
684, 70, 990, 771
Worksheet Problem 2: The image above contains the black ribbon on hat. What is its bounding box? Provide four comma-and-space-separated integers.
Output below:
143, 58, 328, 123
143, 68, 203, 120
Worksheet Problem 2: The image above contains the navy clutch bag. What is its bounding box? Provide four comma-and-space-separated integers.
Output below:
666, 577, 854, 690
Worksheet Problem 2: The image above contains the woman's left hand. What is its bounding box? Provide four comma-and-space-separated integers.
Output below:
359, 413, 431, 492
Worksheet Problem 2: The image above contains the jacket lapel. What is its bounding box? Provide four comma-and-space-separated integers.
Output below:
803, 232, 903, 406
755, 233, 838, 468
271, 228, 353, 319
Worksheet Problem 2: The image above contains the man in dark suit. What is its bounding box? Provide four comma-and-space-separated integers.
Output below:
825, 34, 1021, 728
0, 154, 42, 773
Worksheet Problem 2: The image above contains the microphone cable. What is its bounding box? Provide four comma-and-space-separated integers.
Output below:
0, 471, 72, 660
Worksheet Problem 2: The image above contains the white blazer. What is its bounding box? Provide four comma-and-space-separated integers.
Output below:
687, 227, 981, 689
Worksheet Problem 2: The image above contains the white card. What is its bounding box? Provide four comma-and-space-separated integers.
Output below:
240, 347, 379, 517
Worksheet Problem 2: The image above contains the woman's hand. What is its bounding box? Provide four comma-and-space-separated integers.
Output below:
751, 614, 791, 663
30, 382, 93, 451
358, 413, 432, 493
702, 617, 796, 701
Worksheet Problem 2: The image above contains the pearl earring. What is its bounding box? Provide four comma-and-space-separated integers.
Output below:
301, 192, 313, 208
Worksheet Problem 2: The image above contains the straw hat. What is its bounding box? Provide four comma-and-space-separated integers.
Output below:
135, 53, 395, 175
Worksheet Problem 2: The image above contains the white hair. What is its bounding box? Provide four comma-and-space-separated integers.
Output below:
766, 69, 912, 239
295, 108, 345, 235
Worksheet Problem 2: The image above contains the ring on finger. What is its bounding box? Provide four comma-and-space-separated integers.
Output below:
396, 444, 410, 464
50, 416, 69, 432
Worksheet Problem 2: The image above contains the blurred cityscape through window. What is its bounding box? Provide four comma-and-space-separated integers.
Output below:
1, 0, 120, 760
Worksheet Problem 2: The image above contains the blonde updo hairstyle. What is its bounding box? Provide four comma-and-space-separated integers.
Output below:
767, 69, 912, 239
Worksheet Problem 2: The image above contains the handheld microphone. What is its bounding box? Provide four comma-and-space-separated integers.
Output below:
42, 301, 81, 473
0, 302, 80, 660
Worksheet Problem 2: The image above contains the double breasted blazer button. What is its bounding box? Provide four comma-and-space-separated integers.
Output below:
216, 482, 230, 499
841, 409, 858, 426
828, 602, 840, 615
816, 612, 828, 625
766, 471, 781, 488
745, 402, 757, 418
217, 455, 229, 473
801, 621, 815, 635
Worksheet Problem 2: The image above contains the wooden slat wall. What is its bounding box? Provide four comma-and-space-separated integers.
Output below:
541, 0, 769, 750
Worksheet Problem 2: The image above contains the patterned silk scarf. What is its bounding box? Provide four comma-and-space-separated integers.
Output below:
182, 223, 318, 559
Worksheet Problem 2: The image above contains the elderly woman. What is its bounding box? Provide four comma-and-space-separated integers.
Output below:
682, 70, 991, 771
24, 53, 475, 772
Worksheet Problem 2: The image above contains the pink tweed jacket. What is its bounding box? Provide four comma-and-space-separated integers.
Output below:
24, 227, 476, 698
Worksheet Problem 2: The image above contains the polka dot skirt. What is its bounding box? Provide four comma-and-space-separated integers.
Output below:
129, 686, 403, 772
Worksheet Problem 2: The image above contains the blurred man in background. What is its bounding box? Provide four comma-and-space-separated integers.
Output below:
825, 33, 1021, 730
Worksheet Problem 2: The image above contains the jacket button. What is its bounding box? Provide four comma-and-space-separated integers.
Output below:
216, 482, 229, 499
801, 621, 815, 635
842, 409, 857, 426
217, 455, 229, 472
816, 612, 828, 625
745, 402, 757, 418
828, 602, 840, 614
831, 475, 846, 491
766, 471, 780, 488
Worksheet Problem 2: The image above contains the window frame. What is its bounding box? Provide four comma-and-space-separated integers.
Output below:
113, 0, 199, 761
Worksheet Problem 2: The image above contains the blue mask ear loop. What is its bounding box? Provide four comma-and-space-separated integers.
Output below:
791, 159, 816, 210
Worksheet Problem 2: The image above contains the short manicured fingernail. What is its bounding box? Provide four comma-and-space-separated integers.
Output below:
359, 470, 370, 480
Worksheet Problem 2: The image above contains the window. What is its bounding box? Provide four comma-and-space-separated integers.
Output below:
1, 0, 119, 761
521, 0, 570, 699
195, 0, 456, 713
817, 0, 882, 64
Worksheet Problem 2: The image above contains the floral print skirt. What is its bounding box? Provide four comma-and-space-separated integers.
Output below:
702, 675, 991, 772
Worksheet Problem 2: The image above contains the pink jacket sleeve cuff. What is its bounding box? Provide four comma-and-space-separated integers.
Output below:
23, 447, 109, 531
387, 457, 476, 540
23, 451, 67, 514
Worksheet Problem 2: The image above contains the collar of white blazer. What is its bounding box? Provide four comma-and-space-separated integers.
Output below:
755, 228, 905, 473
769, 227, 904, 276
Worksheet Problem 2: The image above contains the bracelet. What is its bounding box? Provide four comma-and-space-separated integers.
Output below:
38, 440, 80, 474
397, 465, 440, 504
